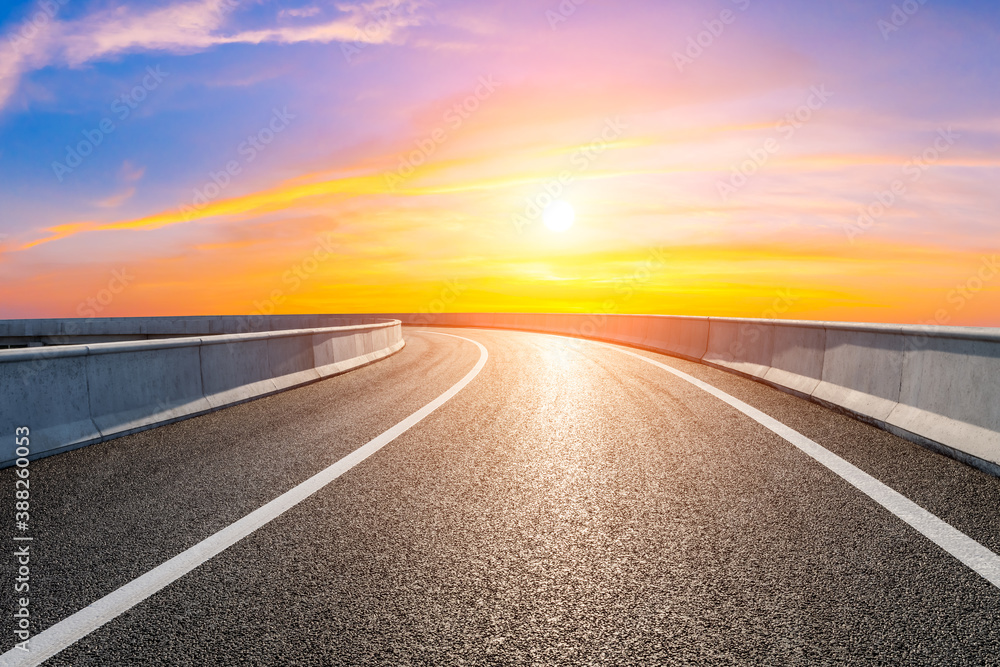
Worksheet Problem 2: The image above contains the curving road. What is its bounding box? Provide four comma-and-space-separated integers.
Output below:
2, 328, 1000, 666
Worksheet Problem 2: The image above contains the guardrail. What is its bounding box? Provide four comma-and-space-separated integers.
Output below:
0, 314, 383, 346
374, 313, 1000, 476
0, 319, 403, 467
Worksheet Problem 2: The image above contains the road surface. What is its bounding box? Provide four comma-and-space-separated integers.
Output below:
2, 328, 999, 665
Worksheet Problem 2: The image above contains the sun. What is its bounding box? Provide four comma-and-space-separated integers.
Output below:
543, 200, 575, 232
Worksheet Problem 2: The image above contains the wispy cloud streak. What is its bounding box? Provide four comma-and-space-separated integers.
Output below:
0, 0, 423, 110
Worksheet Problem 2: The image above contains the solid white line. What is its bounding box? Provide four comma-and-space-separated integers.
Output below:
0, 331, 487, 667
603, 343, 1000, 591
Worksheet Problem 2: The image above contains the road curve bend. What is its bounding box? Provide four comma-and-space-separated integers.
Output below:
2, 328, 999, 666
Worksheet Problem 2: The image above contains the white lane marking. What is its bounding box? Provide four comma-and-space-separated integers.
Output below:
0, 332, 487, 667
603, 343, 1000, 591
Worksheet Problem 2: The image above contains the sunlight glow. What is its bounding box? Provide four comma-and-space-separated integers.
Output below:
543, 201, 575, 233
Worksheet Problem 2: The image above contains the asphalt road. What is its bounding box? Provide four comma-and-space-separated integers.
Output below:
2, 327, 1000, 666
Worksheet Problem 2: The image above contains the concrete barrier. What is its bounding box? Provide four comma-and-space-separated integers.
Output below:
0, 314, 361, 347
495, 313, 517, 330
704, 319, 775, 379
763, 323, 827, 398
469, 312, 496, 328
888, 329, 1000, 468
86, 339, 212, 438
513, 313, 535, 333
600, 314, 621, 342
618, 314, 649, 348
370, 312, 1000, 474
267, 333, 320, 390
0, 346, 99, 458
813, 325, 905, 424
642, 316, 710, 360
562, 314, 588, 338
0, 320, 403, 467
201, 336, 276, 409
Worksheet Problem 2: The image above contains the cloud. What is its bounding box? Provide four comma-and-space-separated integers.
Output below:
121, 161, 146, 183
279, 6, 322, 19
90, 161, 145, 208
0, 0, 424, 111
18, 169, 388, 249
95, 187, 137, 209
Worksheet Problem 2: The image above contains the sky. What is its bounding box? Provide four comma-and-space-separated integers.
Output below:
0, 0, 998, 325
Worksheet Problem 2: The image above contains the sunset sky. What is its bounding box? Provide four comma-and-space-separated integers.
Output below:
0, 0, 998, 325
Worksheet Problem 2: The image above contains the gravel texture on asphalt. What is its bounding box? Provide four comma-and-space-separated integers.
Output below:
3, 328, 999, 666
